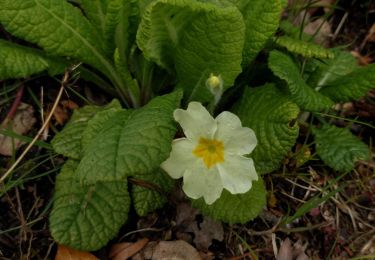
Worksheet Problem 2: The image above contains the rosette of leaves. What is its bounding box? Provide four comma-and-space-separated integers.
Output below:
0, 0, 285, 105
49, 91, 181, 251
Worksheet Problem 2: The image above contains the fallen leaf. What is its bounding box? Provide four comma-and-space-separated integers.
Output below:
277, 238, 293, 260
296, 252, 310, 260
176, 202, 199, 227
351, 51, 373, 66
53, 105, 69, 125
55, 245, 98, 260
189, 217, 224, 251
133, 240, 202, 260
61, 100, 79, 110
268, 190, 278, 208
303, 18, 332, 46
109, 238, 149, 260
175, 202, 223, 250
0, 103, 36, 156
49, 100, 79, 125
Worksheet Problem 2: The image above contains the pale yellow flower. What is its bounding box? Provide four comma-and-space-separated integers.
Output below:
161, 102, 258, 204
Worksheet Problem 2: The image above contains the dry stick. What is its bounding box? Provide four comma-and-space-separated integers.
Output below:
0, 72, 68, 184
4, 84, 24, 123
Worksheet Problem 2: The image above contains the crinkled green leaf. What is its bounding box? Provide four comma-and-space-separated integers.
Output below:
49, 159, 130, 251
192, 178, 266, 224
233, 84, 299, 174
137, 0, 245, 102
131, 168, 174, 216
137, 0, 203, 70
0, 40, 48, 79
0, 39, 64, 79
308, 50, 358, 90
80, 0, 108, 35
51, 100, 121, 159
81, 107, 124, 155
241, 0, 282, 67
114, 49, 140, 105
268, 50, 334, 111
320, 63, 375, 102
104, 0, 130, 56
0, 0, 115, 76
196, 0, 250, 9
76, 91, 182, 183
312, 124, 370, 172
275, 35, 335, 59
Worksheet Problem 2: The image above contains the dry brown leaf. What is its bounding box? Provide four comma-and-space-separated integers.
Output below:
268, 190, 278, 208
109, 238, 149, 260
176, 202, 199, 226
0, 103, 36, 156
277, 238, 293, 260
53, 105, 69, 125
303, 18, 332, 46
50, 100, 79, 125
133, 240, 202, 260
55, 245, 98, 260
189, 217, 224, 251
61, 100, 79, 110
351, 51, 373, 66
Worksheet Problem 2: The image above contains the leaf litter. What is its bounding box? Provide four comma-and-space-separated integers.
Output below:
0, 102, 36, 156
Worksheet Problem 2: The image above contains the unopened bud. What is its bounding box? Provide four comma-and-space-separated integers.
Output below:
206, 73, 223, 105
206, 73, 223, 91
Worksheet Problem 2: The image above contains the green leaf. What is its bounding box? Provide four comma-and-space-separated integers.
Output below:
196, 0, 250, 9
232, 84, 299, 174
49, 159, 130, 251
307, 50, 358, 90
0, 39, 62, 79
268, 50, 334, 111
0, 0, 117, 79
104, 0, 131, 56
51, 100, 121, 159
241, 0, 282, 67
80, 0, 108, 35
131, 168, 174, 216
0, 40, 48, 79
137, 0, 245, 102
114, 48, 140, 106
76, 91, 182, 183
312, 124, 370, 172
275, 35, 335, 59
81, 107, 124, 155
320, 63, 375, 102
192, 178, 266, 224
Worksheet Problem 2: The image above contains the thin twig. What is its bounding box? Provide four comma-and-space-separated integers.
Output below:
4, 84, 24, 122
0, 71, 69, 184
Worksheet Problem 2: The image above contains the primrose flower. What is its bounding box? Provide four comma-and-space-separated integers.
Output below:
161, 102, 258, 205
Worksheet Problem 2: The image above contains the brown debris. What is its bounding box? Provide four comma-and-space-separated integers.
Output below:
0, 103, 36, 156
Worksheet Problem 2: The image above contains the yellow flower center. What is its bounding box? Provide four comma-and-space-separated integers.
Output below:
193, 137, 224, 168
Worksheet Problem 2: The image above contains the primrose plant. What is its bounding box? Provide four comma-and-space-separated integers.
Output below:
1, 0, 374, 251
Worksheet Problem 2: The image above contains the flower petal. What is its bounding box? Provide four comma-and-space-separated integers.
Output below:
174, 102, 216, 141
161, 138, 197, 179
217, 155, 258, 194
182, 164, 223, 205
215, 111, 257, 155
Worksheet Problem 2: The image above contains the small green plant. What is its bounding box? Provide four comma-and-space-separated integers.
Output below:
0, 0, 374, 251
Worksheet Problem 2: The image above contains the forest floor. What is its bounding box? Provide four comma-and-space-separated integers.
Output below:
0, 0, 374, 259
